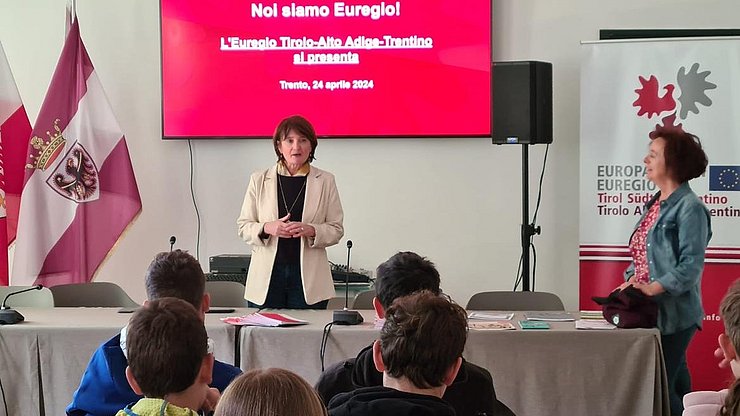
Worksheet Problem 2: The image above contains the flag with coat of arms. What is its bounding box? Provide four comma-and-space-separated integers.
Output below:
0, 42, 33, 285
11, 15, 142, 286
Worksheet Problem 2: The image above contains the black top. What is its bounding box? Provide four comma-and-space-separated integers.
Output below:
328, 386, 456, 416
275, 174, 307, 265
316, 344, 516, 416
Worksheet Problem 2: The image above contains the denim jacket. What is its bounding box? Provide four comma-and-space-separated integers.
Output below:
624, 183, 712, 335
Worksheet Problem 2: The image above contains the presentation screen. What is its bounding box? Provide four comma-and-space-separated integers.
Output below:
160, 1, 492, 138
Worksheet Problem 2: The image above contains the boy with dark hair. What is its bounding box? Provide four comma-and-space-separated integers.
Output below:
144, 250, 207, 307
373, 251, 441, 309
328, 291, 465, 416
317, 251, 513, 416
118, 297, 217, 415
67, 250, 241, 416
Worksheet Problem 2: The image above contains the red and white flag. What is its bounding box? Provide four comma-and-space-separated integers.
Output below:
11, 18, 142, 286
0, 42, 32, 285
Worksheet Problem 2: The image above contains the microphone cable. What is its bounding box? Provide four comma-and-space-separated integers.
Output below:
320, 320, 342, 372
529, 144, 549, 291
512, 253, 523, 291
188, 139, 202, 260
531, 243, 538, 291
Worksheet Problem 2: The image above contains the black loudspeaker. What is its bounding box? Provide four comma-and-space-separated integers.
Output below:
491, 61, 553, 144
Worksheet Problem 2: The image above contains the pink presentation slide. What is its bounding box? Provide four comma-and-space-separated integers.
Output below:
161, 0, 491, 138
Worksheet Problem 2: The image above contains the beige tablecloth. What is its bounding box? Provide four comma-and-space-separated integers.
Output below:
238, 310, 669, 416
0, 308, 668, 416
0, 307, 237, 416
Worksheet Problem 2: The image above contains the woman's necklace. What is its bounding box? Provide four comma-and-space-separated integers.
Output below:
278, 175, 307, 216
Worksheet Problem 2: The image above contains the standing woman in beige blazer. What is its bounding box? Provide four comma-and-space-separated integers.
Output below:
237, 115, 344, 309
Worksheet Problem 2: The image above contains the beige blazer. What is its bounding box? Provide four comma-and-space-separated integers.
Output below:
237, 165, 344, 305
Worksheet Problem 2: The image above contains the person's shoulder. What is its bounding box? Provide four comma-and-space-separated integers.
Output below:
317, 357, 354, 385
250, 166, 274, 180
316, 358, 356, 403
327, 386, 356, 409
683, 389, 727, 407
310, 165, 336, 179
214, 359, 242, 375
460, 360, 494, 383
67, 334, 134, 416
677, 185, 705, 206
212, 359, 242, 391
671, 186, 709, 215
330, 385, 392, 404
452, 360, 494, 394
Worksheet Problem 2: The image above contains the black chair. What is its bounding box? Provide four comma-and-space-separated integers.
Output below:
466, 291, 564, 311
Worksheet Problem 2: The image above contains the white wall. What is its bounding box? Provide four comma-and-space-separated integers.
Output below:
1, 1, 738, 307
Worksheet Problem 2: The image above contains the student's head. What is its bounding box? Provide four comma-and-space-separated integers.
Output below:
373, 252, 441, 317
720, 279, 740, 378
145, 249, 210, 316
373, 290, 466, 391
214, 368, 327, 416
719, 279, 740, 416
125, 297, 214, 399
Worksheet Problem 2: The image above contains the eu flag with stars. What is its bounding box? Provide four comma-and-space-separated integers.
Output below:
709, 166, 740, 191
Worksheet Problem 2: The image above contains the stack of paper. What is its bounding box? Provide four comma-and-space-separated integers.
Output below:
575, 319, 616, 330
468, 312, 515, 321
222, 312, 308, 327
523, 312, 575, 322
579, 310, 604, 320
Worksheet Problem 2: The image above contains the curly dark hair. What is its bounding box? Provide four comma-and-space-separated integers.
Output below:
379, 290, 467, 389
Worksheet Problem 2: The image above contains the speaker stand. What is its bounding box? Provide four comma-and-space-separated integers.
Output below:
520, 144, 541, 291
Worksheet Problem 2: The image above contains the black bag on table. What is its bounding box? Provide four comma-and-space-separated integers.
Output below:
592, 285, 658, 329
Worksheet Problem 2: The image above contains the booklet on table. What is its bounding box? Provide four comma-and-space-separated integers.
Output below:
222, 312, 309, 327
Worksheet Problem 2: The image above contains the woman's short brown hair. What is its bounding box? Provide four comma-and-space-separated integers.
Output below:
214, 368, 327, 416
652, 127, 708, 183
272, 115, 318, 163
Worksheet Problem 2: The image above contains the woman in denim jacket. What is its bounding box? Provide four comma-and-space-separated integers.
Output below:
618, 127, 712, 416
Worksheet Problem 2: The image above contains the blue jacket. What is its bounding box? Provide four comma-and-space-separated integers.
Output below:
624, 183, 712, 335
66, 334, 241, 416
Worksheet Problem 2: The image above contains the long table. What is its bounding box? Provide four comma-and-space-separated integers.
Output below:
0, 308, 668, 416
0, 307, 237, 416
238, 310, 669, 416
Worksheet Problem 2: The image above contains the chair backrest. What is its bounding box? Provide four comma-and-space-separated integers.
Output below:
466, 291, 565, 311
0, 286, 55, 308
326, 297, 346, 310
352, 289, 376, 309
205, 281, 248, 307
50, 282, 139, 307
